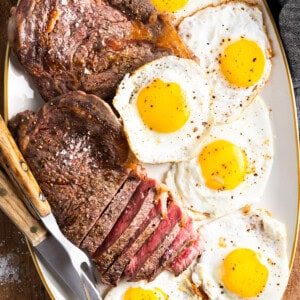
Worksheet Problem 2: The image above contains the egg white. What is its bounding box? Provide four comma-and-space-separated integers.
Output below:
178, 1, 272, 124
165, 97, 273, 220
170, 0, 259, 25
113, 55, 212, 164
192, 207, 290, 299
104, 270, 195, 299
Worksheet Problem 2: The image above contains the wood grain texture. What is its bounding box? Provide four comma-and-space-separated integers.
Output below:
0, 1, 298, 299
0, 169, 47, 247
0, 115, 52, 218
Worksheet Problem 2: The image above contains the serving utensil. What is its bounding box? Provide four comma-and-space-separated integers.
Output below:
0, 115, 101, 300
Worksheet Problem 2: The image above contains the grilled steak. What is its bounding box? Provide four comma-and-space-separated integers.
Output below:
8, 0, 191, 102
8, 91, 130, 245
9, 91, 203, 286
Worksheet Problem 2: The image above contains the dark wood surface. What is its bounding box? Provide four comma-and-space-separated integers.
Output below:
0, 1, 299, 299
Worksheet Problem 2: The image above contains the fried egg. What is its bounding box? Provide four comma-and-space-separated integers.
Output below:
192, 207, 289, 299
165, 97, 273, 220
178, 1, 272, 123
104, 270, 193, 300
150, 0, 257, 24
113, 55, 212, 164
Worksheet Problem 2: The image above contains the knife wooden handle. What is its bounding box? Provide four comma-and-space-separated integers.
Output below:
0, 115, 51, 218
0, 169, 47, 246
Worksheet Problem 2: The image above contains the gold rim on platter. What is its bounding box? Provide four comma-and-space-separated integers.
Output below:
2, 1, 300, 298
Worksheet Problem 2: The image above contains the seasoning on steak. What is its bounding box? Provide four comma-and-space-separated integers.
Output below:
8, 91, 131, 246
8, 0, 192, 102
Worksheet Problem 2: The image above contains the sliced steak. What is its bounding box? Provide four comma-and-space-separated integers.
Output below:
149, 216, 195, 281
124, 200, 183, 279
168, 235, 204, 276
92, 179, 157, 273
101, 199, 163, 286
132, 221, 181, 281
9, 0, 191, 102
8, 91, 130, 246
81, 171, 142, 254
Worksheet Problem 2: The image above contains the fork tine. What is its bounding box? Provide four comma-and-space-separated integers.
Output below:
41, 214, 102, 299
34, 237, 88, 300
81, 268, 103, 300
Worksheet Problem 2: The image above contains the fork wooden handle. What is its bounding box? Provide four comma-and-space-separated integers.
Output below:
0, 115, 51, 218
0, 168, 47, 246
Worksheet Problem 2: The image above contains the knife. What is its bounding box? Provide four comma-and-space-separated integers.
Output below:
0, 115, 102, 300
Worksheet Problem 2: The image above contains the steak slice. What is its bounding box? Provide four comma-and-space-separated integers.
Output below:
92, 179, 157, 273
124, 200, 183, 279
132, 221, 181, 281
8, 91, 130, 246
149, 216, 195, 281
81, 171, 142, 254
168, 235, 204, 276
101, 198, 164, 286
161, 217, 195, 265
9, 0, 191, 102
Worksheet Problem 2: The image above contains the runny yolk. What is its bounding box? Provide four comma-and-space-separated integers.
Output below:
137, 78, 190, 133
198, 140, 248, 190
220, 39, 266, 87
151, 0, 188, 13
124, 287, 168, 300
222, 248, 269, 298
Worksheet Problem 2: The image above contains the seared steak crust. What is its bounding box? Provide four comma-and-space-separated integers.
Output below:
8, 91, 130, 245
106, 0, 156, 21
9, 0, 181, 101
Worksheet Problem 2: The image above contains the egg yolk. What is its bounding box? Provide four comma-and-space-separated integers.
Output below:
222, 248, 269, 298
124, 287, 168, 300
137, 78, 190, 133
220, 39, 266, 87
151, 0, 188, 12
198, 140, 248, 190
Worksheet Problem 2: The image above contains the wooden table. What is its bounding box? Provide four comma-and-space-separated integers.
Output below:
0, 1, 299, 299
